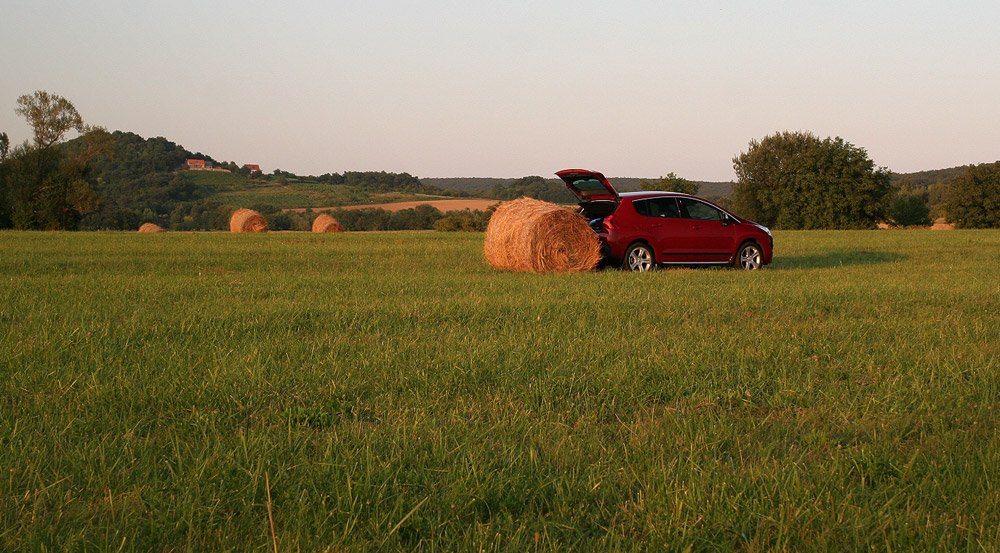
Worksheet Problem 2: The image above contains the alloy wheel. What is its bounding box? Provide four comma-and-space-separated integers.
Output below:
739, 244, 762, 270
627, 246, 653, 272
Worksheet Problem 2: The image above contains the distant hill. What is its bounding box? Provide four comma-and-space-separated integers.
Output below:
890, 166, 979, 188
419, 178, 508, 193
63, 131, 458, 230
423, 176, 734, 201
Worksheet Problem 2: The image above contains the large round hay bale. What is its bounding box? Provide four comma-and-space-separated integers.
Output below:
137, 223, 164, 233
229, 208, 268, 233
483, 197, 601, 273
312, 213, 343, 233
931, 218, 954, 230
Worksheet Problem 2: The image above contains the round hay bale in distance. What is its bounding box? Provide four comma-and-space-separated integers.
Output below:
137, 223, 164, 233
931, 218, 955, 230
229, 208, 268, 233
483, 197, 601, 273
312, 213, 344, 233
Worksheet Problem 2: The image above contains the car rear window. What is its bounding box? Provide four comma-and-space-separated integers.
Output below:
571, 178, 608, 194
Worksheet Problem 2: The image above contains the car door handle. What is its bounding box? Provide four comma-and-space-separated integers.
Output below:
650, 223, 663, 228
692, 225, 703, 230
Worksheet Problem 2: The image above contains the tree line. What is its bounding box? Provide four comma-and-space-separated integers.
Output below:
728, 131, 997, 229
1, 90, 997, 231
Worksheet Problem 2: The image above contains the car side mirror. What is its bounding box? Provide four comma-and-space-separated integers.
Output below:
721, 215, 731, 226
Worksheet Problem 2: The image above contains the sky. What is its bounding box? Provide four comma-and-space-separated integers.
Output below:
1, 0, 998, 181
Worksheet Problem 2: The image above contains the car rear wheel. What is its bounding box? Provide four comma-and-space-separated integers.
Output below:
624, 243, 654, 272
735, 242, 763, 270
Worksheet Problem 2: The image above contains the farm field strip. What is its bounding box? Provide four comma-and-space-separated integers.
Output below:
0, 230, 997, 551
287, 198, 501, 213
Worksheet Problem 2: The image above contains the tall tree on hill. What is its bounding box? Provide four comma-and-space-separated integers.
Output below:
2, 91, 107, 229
731, 131, 892, 229
944, 162, 1000, 228
640, 172, 699, 195
16, 91, 84, 150
0, 132, 9, 227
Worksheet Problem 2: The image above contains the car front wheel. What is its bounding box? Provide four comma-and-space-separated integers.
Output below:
624, 243, 655, 272
735, 242, 763, 270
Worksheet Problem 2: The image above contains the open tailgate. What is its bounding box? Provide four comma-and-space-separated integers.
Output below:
556, 169, 619, 202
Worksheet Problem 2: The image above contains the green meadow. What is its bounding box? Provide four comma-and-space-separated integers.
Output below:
184, 171, 450, 209
1, 230, 997, 551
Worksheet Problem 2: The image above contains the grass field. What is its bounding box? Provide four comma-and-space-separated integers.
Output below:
1, 230, 998, 551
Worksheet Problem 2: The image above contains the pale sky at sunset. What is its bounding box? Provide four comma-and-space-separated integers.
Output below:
1, 1, 998, 180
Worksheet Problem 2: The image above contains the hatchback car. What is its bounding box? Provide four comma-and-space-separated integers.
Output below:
557, 169, 773, 271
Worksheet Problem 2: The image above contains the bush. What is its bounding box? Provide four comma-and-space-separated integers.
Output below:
434, 210, 491, 232
944, 162, 1000, 228
888, 182, 930, 226
269, 212, 294, 231
889, 194, 930, 226
79, 205, 143, 230
169, 200, 231, 230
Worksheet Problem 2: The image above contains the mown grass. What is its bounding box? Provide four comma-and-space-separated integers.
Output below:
0, 230, 997, 551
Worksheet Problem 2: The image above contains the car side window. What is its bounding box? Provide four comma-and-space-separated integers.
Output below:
680, 198, 722, 221
634, 198, 680, 218
633, 199, 651, 217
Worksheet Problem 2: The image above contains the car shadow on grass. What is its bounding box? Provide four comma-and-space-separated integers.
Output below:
773, 251, 907, 269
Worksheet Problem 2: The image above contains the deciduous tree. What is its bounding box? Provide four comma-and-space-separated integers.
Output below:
944, 162, 1000, 228
731, 131, 892, 229
3, 91, 103, 229
0, 132, 9, 227
15, 91, 84, 149
640, 172, 699, 195
888, 178, 931, 226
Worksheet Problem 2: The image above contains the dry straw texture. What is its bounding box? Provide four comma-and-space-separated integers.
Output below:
931, 218, 955, 230
137, 223, 164, 233
229, 209, 268, 233
312, 213, 344, 233
483, 197, 601, 273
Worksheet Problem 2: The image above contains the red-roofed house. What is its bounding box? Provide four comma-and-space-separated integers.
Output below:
186, 159, 207, 170
243, 164, 261, 172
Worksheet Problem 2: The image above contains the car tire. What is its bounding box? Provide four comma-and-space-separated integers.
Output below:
734, 242, 763, 270
623, 242, 655, 272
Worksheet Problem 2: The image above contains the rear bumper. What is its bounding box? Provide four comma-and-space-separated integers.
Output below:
600, 232, 627, 266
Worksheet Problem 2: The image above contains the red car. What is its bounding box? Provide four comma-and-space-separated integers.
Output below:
557, 169, 773, 271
